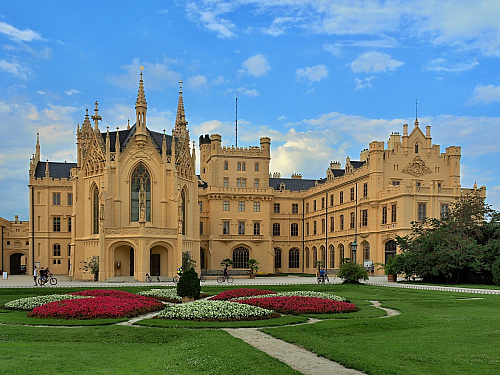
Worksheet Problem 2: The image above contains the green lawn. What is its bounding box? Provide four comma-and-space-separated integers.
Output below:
1, 284, 499, 374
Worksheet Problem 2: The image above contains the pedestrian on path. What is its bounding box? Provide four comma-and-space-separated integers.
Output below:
33, 266, 38, 286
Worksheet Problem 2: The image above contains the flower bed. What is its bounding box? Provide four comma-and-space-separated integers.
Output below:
234, 296, 359, 315
137, 288, 183, 302
209, 288, 276, 301
28, 290, 163, 319
157, 300, 280, 321
4, 294, 91, 310
232, 291, 347, 302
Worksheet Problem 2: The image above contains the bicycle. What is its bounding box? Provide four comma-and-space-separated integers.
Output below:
145, 273, 161, 283
217, 275, 234, 284
317, 274, 330, 284
38, 274, 57, 286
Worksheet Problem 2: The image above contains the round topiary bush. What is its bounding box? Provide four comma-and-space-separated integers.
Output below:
337, 261, 369, 284
176, 267, 201, 299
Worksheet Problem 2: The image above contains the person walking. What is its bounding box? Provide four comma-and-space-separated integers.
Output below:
33, 266, 38, 286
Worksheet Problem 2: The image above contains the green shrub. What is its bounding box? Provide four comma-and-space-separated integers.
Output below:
492, 257, 500, 286
176, 267, 201, 299
337, 262, 369, 284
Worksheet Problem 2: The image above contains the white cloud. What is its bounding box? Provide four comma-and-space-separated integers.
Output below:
106, 58, 181, 91
425, 58, 479, 73
350, 51, 404, 73
0, 59, 30, 79
237, 87, 259, 97
185, 1, 237, 39
0, 21, 42, 42
239, 54, 270, 77
65, 89, 81, 96
468, 84, 500, 105
213, 75, 227, 85
187, 75, 208, 89
354, 76, 377, 91
296, 65, 328, 84
277, 115, 286, 120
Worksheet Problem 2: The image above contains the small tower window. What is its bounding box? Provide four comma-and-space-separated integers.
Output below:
415, 142, 419, 154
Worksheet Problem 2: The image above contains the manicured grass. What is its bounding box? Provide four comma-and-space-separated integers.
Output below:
1, 284, 499, 374
136, 314, 307, 328
0, 325, 301, 374
0, 308, 126, 326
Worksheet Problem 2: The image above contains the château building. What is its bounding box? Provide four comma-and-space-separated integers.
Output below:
0, 72, 483, 280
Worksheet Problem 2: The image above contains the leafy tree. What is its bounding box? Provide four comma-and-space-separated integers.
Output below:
246, 259, 260, 274
220, 258, 233, 268
337, 261, 369, 284
182, 251, 197, 270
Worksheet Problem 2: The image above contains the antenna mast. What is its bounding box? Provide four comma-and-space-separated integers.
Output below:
415, 97, 418, 119
235, 91, 238, 148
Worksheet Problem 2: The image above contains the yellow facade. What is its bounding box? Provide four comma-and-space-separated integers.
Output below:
1, 73, 483, 279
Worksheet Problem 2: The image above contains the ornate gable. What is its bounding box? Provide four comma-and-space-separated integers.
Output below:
175, 135, 194, 179
83, 135, 106, 177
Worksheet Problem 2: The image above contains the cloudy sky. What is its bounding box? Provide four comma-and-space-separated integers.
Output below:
1, 0, 499, 220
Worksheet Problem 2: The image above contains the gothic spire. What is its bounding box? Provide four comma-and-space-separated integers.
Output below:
174, 80, 188, 137
135, 67, 147, 134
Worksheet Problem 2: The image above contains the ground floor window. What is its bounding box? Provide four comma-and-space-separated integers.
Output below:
233, 247, 249, 268
289, 248, 299, 268
274, 248, 282, 268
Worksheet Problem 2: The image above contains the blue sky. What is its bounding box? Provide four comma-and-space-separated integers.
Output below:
1, 0, 499, 221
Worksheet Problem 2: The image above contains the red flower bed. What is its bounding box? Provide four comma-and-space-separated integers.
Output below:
234, 296, 359, 315
28, 290, 163, 319
209, 288, 277, 301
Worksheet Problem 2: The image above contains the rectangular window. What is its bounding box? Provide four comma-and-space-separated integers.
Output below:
254, 179, 259, 188
242, 162, 246, 171
330, 194, 334, 206
418, 203, 427, 221
53, 193, 61, 205
68, 217, 72, 232
392, 181, 400, 186
363, 183, 368, 197
68, 244, 71, 257
361, 210, 368, 226
255, 163, 259, 171
274, 203, 280, 213
223, 201, 230, 211
321, 219, 325, 233
350, 213, 355, 229
350, 187, 355, 201
291, 223, 298, 236
224, 161, 228, 170
306, 202, 309, 214
313, 200, 317, 211
222, 221, 230, 234
198, 201, 203, 212
237, 162, 242, 171
67, 193, 73, 206
382, 206, 387, 224
330, 217, 334, 232
199, 221, 203, 235
224, 178, 229, 188
340, 215, 344, 230
321, 197, 325, 209
340, 191, 344, 204
253, 201, 260, 212
242, 178, 246, 187
238, 201, 245, 212
253, 222, 260, 235
53, 217, 61, 232
306, 222, 309, 236
53, 244, 61, 257
237, 178, 241, 187
313, 221, 317, 235
441, 204, 449, 218
292, 203, 298, 214
238, 221, 245, 235
273, 223, 280, 236
391, 204, 397, 222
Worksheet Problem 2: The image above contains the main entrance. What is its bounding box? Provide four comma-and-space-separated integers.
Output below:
9, 253, 26, 275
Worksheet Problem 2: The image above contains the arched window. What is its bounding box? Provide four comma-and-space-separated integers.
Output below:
415, 142, 419, 153
274, 248, 282, 269
329, 245, 335, 268
131, 164, 151, 222
289, 248, 299, 269
350, 242, 357, 263
363, 242, 370, 260
312, 247, 317, 268
233, 247, 249, 268
181, 190, 186, 235
321, 246, 326, 264
305, 248, 310, 268
339, 244, 345, 262
385, 240, 397, 263
93, 185, 99, 234
200, 248, 205, 270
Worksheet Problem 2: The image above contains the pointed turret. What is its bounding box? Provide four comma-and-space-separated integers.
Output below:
115, 127, 121, 154
91, 101, 102, 132
35, 132, 40, 164
173, 80, 188, 137
135, 68, 147, 135
45, 159, 50, 179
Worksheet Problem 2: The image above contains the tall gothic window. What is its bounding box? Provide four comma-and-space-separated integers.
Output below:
274, 248, 282, 269
93, 186, 99, 234
233, 247, 249, 268
181, 190, 186, 235
131, 164, 151, 222
289, 248, 299, 268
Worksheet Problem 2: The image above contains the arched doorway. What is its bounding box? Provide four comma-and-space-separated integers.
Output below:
150, 245, 169, 276
113, 244, 136, 278
9, 253, 26, 275
385, 240, 397, 263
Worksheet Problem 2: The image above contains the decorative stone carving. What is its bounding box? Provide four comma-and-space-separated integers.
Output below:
402, 156, 432, 177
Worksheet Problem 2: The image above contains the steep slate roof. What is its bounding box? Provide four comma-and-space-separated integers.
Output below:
350, 160, 366, 169
34, 162, 77, 179
100, 124, 174, 155
329, 169, 345, 177
269, 177, 320, 191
